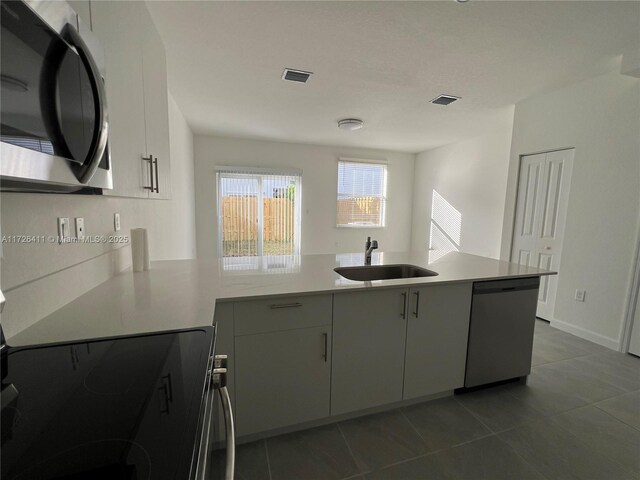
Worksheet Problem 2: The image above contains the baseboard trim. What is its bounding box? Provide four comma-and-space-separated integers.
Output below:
549, 318, 620, 351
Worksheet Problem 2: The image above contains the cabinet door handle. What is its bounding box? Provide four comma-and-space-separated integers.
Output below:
322, 333, 328, 362
142, 155, 154, 191
269, 302, 303, 309
158, 384, 170, 414
401, 292, 407, 319
153, 156, 159, 193
413, 291, 420, 318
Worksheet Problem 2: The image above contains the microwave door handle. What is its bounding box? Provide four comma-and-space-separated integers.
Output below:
39, 37, 74, 160
62, 23, 109, 184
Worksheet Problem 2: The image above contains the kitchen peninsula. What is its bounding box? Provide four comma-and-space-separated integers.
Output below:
8, 251, 554, 440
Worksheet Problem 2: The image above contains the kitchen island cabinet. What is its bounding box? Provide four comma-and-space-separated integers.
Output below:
232, 295, 333, 436
403, 283, 472, 399
332, 288, 408, 415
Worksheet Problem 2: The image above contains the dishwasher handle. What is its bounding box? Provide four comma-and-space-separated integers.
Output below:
473, 277, 540, 295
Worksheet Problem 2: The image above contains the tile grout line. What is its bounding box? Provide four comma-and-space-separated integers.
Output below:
263, 438, 273, 480
398, 408, 430, 448
336, 422, 367, 476
539, 355, 640, 394
531, 349, 599, 368
488, 382, 551, 420
452, 394, 496, 434
544, 408, 640, 477
493, 433, 553, 480
448, 431, 496, 448
592, 402, 640, 433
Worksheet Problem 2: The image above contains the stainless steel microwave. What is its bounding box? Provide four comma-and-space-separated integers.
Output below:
0, 0, 112, 193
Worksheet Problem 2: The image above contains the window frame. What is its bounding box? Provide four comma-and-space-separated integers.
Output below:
335, 158, 388, 228
216, 166, 302, 257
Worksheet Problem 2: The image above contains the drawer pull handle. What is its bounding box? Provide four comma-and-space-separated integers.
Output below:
269, 302, 303, 309
153, 156, 160, 194
401, 292, 407, 319
322, 333, 328, 362
413, 291, 420, 318
142, 154, 154, 191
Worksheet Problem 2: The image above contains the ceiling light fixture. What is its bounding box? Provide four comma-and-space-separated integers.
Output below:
338, 118, 364, 131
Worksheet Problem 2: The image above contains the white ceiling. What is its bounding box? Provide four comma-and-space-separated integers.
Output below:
146, 1, 640, 153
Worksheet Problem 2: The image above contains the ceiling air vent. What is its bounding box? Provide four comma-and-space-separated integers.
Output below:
431, 94, 460, 106
282, 68, 313, 83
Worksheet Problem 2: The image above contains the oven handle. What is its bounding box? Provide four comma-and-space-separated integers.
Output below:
62, 23, 109, 184
194, 370, 216, 480
219, 385, 235, 480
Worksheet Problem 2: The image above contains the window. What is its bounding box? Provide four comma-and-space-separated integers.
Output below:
217, 168, 302, 257
336, 159, 387, 227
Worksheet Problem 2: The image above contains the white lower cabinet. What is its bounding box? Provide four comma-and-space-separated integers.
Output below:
232, 294, 332, 436
235, 326, 331, 436
403, 283, 472, 399
331, 288, 409, 415
229, 285, 473, 437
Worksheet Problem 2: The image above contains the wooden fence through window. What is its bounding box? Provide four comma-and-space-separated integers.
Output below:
221, 196, 295, 241
336, 196, 382, 226
221, 195, 383, 244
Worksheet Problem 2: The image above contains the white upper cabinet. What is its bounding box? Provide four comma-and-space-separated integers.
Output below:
91, 1, 171, 198
141, 8, 171, 199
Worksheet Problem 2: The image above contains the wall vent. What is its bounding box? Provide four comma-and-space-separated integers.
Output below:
282, 68, 313, 83
431, 94, 460, 106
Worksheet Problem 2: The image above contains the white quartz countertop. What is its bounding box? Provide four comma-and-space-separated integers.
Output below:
9, 251, 555, 346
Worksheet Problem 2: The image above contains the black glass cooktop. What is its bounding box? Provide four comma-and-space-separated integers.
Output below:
1, 327, 215, 480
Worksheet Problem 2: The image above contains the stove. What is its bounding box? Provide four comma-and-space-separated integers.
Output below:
1, 327, 218, 480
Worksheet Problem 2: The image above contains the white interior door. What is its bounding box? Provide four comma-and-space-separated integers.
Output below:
511, 149, 574, 320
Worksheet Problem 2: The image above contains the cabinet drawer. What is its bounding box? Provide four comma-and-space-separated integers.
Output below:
234, 294, 332, 336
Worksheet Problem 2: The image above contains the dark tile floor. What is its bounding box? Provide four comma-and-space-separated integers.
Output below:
211, 320, 640, 479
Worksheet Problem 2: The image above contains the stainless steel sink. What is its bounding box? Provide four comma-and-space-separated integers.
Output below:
334, 264, 439, 281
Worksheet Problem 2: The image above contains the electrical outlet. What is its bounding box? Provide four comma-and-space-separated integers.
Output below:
57, 217, 69, 244
114, 213, 121, 232
574, 289, 586, 302
75, 217, 85, 239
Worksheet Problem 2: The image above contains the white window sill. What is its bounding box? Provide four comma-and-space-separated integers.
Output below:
336, 224, 385, 229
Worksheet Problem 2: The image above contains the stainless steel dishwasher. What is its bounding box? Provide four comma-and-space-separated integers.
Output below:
464, 277, 540, 388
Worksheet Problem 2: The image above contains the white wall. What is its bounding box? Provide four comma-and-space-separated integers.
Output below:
410, 108, 514, 258
501, 70, 640, 349
0, 93, 196, 338
194, 135, 415, 258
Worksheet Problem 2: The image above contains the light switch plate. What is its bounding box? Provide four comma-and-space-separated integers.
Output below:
57, 217, 69, 244
574, 289, 586, 302
75, 217, 85, 239
114, 213, 121, 232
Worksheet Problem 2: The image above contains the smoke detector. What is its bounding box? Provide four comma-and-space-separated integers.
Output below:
282, 68, 313, 83
431, 94, 460, 106
338, 118, 364, 131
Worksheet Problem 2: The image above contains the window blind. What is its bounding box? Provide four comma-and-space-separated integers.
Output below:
336, 160, 387, 227
217, 169, 302, 257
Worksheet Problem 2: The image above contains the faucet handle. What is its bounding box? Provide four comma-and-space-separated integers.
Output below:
372, 240, 378, 249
